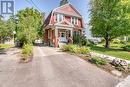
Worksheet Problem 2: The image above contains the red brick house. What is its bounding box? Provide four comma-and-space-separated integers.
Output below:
44, 1, 84, 47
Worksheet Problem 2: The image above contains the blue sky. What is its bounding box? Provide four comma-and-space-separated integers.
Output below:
1, 0, 91, 38
14, 0, 90, 23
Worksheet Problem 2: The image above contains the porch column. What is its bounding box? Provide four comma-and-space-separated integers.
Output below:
55, 28, 59, 47
71, 29, 73, 37
55, 28, 58, 38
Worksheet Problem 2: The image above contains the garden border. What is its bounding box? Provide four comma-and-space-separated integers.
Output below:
90, 52, 130, 64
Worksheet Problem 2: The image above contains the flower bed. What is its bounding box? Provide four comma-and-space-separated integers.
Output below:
61, 44, 130, 77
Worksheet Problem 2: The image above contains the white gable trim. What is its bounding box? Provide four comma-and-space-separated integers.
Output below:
55, 24, 74, 28
53, 3, 82, 17
53, 3, 70, 12
55, 19, 74, 27
55, 26, 73, 31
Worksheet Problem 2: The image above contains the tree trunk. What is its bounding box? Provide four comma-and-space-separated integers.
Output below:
105, 38, 110, 48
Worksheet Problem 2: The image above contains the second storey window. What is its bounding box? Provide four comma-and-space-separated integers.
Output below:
55, 14, 58, 22
55, 14, 64, 22
72, 17, 75, 24
59, 14, 63, 22
71, 17, 78, 25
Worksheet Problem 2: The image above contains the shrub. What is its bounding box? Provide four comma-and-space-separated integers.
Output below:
122, 45, 130, 51
112, 39, 121, 44
61, 44, 80, 53
61, 45, 76, 52
115, 66, 126, 72
69, 45, 79, 53
78, 46, 90, 54
22, 44, 33, 59
73, 34, 90, 46
100, 38, 105, 43
120, 40, 127, 44
60, 45, 70, 51
81, 36, 90, 46
73, 34, 81, 45
90, 57, 107, 66
61, 45, 90, 54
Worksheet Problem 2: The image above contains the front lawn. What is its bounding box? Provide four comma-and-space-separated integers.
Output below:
91, 46, 130, 60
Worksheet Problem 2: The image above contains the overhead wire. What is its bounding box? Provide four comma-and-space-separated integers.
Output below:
25, 0, 42, 12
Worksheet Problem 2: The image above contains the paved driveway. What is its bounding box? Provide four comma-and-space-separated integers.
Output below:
0, 46, 121, 87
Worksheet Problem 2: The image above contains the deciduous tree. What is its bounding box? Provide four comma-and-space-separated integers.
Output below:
0, 16, 13, 43
90, 0, 130, 48
16, 8, 43, 46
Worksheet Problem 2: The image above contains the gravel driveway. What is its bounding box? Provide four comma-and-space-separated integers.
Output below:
0, 46, 121, 87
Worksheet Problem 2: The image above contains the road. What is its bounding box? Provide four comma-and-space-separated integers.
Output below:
0, 46, 121, 87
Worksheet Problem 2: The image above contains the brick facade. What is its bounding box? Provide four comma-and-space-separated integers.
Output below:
44, 3, 84, 47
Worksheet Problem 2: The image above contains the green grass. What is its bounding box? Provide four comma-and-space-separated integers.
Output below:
0, 44, 14, 50
91, 45, 130, 60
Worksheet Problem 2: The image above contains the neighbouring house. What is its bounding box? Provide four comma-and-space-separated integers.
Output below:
44, 0, 84, 47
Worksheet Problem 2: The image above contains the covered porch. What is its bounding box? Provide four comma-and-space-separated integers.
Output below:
44, 26, 73, 47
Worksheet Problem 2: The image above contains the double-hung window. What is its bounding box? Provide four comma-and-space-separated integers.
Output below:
71, 17, 78, 25
55, 14, 58, 22
55, 14, 64, 22
59, 14, 63, 22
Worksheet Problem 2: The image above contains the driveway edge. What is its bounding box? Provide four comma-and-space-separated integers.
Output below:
115, 75, 130, 87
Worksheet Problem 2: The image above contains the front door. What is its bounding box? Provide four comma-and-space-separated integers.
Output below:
59, 31, 67, 43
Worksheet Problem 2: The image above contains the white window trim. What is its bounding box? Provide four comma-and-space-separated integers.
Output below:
58, 14, 60, 22
71, 17, 75, 24
74, 17, 75, 24
56, 14, 64, 22
62, 15, 64, 21
71, 17, 78, 25
76, 18, 78, 25
55, 14, 57, 22
71, 17, 72, 24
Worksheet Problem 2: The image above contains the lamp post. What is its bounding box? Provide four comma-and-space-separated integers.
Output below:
15, 17, 18, 46
13, 31, 16, 44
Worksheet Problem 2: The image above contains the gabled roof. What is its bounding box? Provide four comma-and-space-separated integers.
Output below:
44, 3, 83, 28
53, 3, 82, 18
44, 11, 52, 27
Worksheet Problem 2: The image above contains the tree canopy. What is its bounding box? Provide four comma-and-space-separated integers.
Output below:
0, 16, 14, 43
90, 0, 130, 48
16, 8, 44, 46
